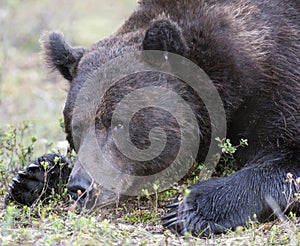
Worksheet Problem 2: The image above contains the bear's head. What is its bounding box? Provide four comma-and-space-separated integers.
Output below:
40, 19, 204, 209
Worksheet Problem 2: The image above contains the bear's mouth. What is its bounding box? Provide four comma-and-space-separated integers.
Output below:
68, 183, 121, 210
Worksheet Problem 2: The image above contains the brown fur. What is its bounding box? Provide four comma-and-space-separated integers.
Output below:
8, 0, 300, 236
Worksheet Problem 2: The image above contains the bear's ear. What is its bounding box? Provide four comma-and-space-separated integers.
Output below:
143, 19, 188, 56
40, 32, 86, 81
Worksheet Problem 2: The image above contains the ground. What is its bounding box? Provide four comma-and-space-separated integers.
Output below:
0, 1, 300, 245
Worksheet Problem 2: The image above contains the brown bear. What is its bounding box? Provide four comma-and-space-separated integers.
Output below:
7, 0, 300, 236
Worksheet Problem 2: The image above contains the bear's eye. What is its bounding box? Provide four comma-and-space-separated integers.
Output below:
113, 122, 124, 131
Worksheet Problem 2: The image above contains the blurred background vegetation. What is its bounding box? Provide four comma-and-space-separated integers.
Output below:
0, 0, 136, 155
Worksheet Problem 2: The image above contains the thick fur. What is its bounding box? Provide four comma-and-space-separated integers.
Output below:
8, 0, 300, 236
40, 32, 86, 81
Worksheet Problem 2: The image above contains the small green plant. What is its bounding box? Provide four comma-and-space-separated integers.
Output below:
141, 182, 161, 212
123, 210, 159, 225
289, 211, 297, 222
183, 187, 191, 198
215, 137, 248, 176
189, 161, 207, 183
3, 205, 19, 230
216, 137, 248, 156
0, 123, 37, 204
0, 122, 36, 169
141, 188, 151, 200
40, 161, 49, 171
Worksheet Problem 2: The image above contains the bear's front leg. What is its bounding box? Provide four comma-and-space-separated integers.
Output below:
6, 154, 72, 206
163, 151, 300, 236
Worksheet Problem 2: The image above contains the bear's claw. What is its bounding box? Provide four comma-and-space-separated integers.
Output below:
6, 154, 71, 206
162, 201, 186, 235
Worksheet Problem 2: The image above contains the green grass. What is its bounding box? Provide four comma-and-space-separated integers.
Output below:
1, 117, 300, 245
0, 1, 300, 245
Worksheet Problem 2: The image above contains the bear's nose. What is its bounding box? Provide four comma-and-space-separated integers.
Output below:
67, 160, 93, 201
68, 176, 92, 201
